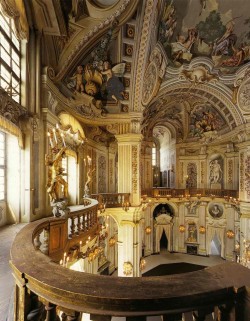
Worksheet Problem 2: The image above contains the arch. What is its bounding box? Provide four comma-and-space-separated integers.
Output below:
206, 226, 225, 258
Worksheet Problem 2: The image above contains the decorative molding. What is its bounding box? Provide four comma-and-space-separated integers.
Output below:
49, 0, 136, 82
133, 0, 158, 111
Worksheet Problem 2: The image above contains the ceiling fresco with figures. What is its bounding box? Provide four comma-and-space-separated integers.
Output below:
28, 0, 250, 144
159, 0, 250, 72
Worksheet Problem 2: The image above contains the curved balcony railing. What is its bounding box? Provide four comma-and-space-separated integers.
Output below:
10, 198, 250, 321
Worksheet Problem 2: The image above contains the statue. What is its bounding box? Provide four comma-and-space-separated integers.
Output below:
209, 159, 222, 184
45, 147, 68, 202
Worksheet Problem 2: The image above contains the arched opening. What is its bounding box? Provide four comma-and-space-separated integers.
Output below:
160, 230, 168, 253
210, 233, 221, 256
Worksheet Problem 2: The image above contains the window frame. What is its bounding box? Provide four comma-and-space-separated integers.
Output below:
0, 12, 21, 103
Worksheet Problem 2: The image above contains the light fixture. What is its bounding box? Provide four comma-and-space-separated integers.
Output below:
145, 226, 152, 234
109, 236, 116, 247
199, 226, 206, 234
196, 194, 201, 199
226, 230, 235, 239
166, 194, 171, 200
122, 202, 130, 212
179, 225, 185, 233
139, 258, 146, 271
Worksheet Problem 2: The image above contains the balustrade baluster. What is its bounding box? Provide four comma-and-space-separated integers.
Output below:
34, 233, 42, 250
41, 228, 49, 255
217, 303, 235, 321
69, 217, 76, 238
76, 215, 81, 235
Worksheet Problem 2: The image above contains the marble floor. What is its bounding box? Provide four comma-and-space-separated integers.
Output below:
0, 223, 227, 321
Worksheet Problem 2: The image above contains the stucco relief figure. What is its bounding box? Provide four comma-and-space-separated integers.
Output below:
209, 159, 222, 184
45, 147, 68, 202
69, 65, 85, 94
187, 223, 197, 243
209, 204, 223, 219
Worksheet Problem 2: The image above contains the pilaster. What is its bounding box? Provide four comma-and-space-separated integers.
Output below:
115, 133, 143, 206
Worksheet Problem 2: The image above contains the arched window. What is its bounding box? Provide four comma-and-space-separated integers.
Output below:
0, 11, 21, 102
152, 143, 156, 166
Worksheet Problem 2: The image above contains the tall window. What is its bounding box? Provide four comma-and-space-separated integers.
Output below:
152, 143, 156, 166
0, 132, 5, 200
0, 12, 21, 103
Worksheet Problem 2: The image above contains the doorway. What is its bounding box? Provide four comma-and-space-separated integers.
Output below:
210, 233, 221, 256
160, 230, 168, 252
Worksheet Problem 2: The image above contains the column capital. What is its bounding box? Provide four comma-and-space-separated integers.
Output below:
115, 133, 143, 143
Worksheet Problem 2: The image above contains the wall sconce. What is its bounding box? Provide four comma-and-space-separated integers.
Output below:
185, 194, 190, 200
178, 195, 184, 200
199, 226, 206, 234
226, 230, 235, 239
166, 194, 171, 200
145, 226, 152, 234
179, 225, 185, 233
123, 261, 133, 276
109, 236, 116, 247
155, 194, 160, 200
122, 202, 130, 212
196, 194, 201, 199
139, 258, 146, 271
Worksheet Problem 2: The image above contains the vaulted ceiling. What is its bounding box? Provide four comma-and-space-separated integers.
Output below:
25, 0, 250, 146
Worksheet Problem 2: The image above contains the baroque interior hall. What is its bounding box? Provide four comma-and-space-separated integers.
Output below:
1, 0, 250, 320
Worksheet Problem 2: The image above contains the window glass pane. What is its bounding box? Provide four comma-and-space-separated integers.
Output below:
1, 65, 11, 82
0, 192, 4, 200
0, 18, 10, 36
0, 77, 8, 89
12, 63, 20, 76
0, 11, 21, 103
1, 48, 11, 65
12, 50, 19, 64
13, 94, 19, 103
1, 36, 10, 53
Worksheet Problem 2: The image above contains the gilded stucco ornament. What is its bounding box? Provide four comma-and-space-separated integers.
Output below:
234, 67, 250, 112
142, 48, 167, 106
180, 65, 218, 84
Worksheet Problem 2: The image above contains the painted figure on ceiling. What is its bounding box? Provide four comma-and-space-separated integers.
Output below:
100, 61, 125, 102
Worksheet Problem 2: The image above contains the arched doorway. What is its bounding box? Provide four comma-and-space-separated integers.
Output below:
210, 233, 221, 256
153, 203, 174, 253
160, 230, 168, 253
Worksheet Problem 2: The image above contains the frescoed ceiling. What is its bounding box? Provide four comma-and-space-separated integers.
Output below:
159, 0, 250, 72
27, 0, 250, 145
